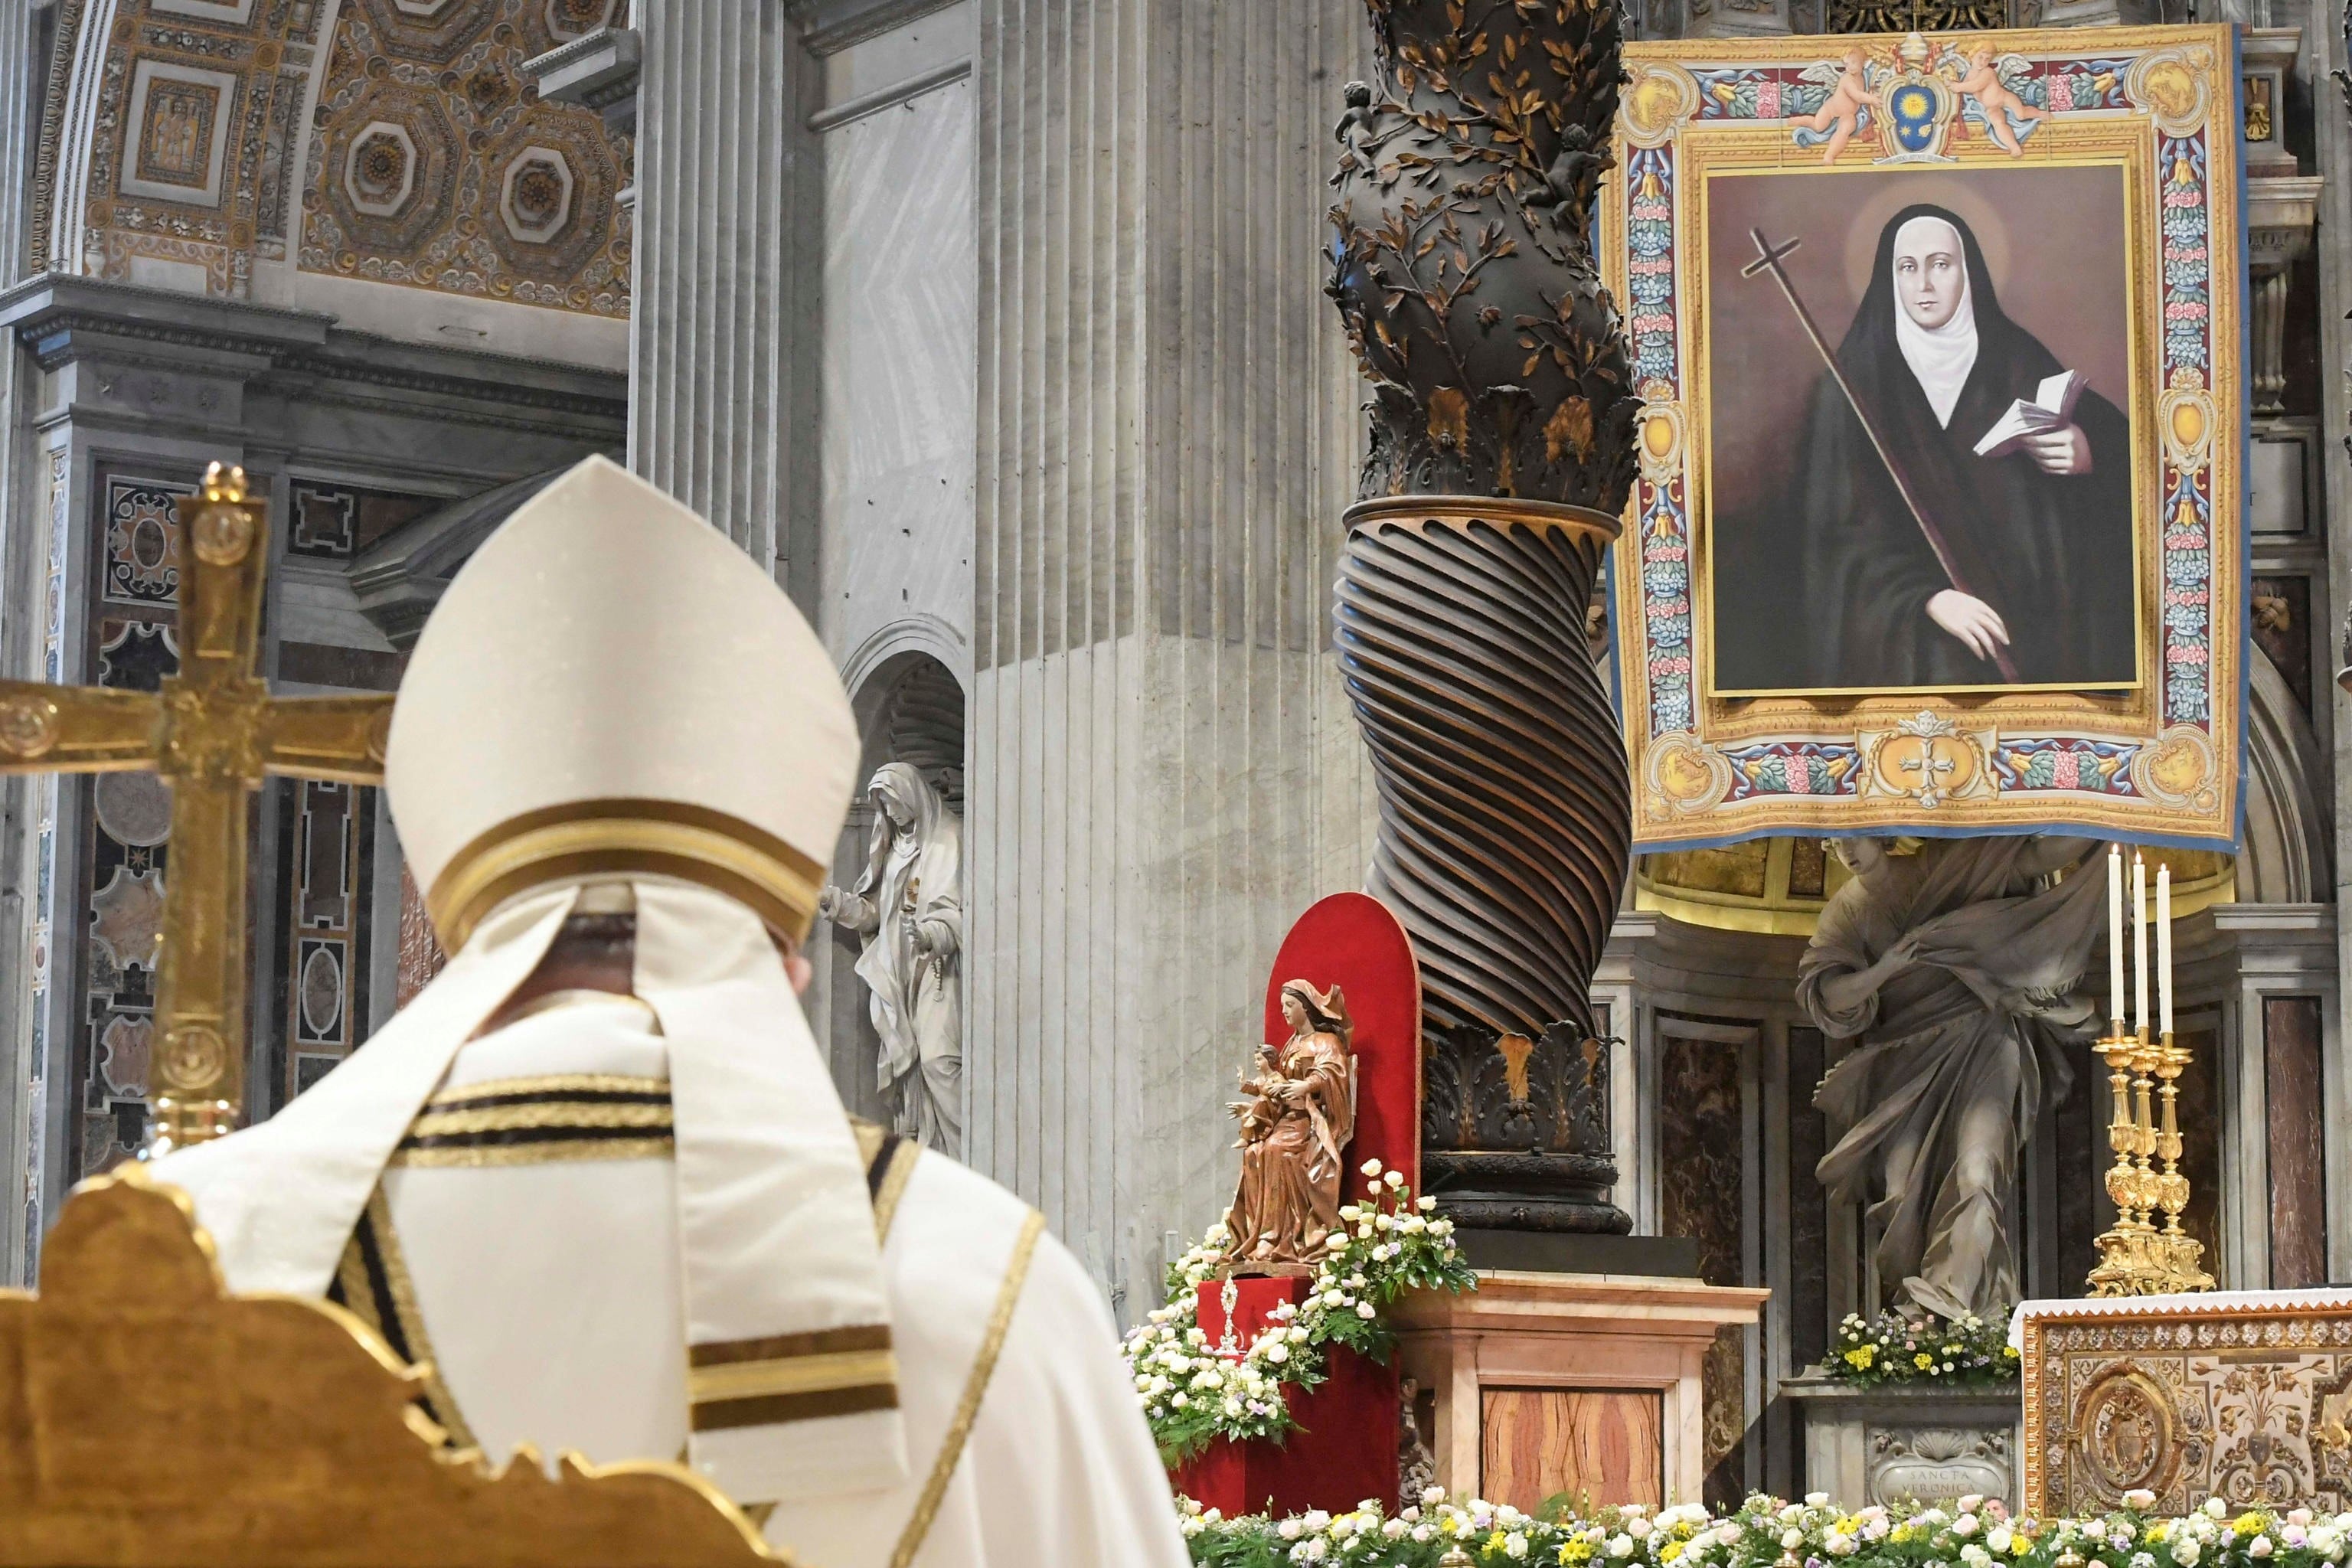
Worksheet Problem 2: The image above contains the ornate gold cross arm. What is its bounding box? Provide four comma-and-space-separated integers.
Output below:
257, 696, 396, 785
0, 685, 163, 772
0, 464, 395, 1156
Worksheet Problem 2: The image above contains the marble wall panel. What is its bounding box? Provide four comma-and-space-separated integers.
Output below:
1482, 1389, 1665, 1512
2176, 1024, 2224, 1278
1787, 1024, 1829, 1371
818, 77, 975, 669
1660, 1032, 1749, 1507
2265, 995, 2328, 1288
2252, 574, 2314, 716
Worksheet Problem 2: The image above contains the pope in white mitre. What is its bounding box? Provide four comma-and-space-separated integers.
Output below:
149, 456, 1187, 1568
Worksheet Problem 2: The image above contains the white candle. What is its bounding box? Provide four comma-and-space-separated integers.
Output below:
2108, 844, 2125, 1026
2158, 861, 2173, 1036
2133, 851, 2149, 1034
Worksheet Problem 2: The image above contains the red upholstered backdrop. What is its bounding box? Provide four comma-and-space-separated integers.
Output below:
1262, 892, 1423, 1191
1171, 895, 1423, 1515
1173, 1276, 1400, 1517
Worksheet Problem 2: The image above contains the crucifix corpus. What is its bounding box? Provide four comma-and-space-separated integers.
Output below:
0, 464, 394, 1155
1743, 227, 2024, 686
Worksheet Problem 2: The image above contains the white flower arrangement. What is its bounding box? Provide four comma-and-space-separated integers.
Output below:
1123, 1161, 1475, 1463
1174, 1494, 2352, 1568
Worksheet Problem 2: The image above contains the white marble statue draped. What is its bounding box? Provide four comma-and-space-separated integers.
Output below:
823, 764, 964, 1155
1800, 835, 2105, 1321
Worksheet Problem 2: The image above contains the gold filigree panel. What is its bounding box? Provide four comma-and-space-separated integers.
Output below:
0, 1167, 781, 1566
297, 0, 632, 316
2021, 1305, 2352, 1517
33, 0, 630, 311
1830, 0, 2013, 34
54, 0, 326, 294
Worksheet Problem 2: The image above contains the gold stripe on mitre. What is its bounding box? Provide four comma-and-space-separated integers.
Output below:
427, 798, 827, 952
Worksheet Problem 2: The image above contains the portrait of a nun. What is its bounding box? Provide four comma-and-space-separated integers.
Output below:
1775, 204, 2136, 691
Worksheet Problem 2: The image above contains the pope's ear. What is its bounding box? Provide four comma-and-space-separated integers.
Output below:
769, 929, 812, 996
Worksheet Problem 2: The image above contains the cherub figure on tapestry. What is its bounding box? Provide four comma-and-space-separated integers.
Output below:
1223, 982, 1359, 1276
1793, 48, 1881, 165
1953, 45, 2047, 156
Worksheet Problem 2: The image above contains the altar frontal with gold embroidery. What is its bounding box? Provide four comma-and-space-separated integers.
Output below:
1604, 25, 2246, 851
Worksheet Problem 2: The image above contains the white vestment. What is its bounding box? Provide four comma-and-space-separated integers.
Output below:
151, 883, 1186, 1568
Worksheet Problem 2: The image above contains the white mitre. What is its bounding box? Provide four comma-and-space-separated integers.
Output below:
154, 454, 905, 1504
391, 453, 851, 954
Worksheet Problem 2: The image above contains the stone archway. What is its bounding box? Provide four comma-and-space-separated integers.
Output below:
2239, 648, 2331, 903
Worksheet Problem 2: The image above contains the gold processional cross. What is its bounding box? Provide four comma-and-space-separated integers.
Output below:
0, 465, 393, 1153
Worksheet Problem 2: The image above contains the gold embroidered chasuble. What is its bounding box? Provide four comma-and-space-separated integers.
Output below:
168, 994, 1188, 1568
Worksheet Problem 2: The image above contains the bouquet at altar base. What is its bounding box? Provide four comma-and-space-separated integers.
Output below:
1822, 1307, 2018, 1388
1172, 1491, 2352, 1568
1125, 1161, 1473, 1463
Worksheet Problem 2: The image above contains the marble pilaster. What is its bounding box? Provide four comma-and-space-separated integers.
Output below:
2308, 0, 2352, 1292
965, 0, 1378, 1316
1, 0, 60, 1285
626, 0, 822, 590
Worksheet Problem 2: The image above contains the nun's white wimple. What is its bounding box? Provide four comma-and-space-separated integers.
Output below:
1890, 214, 1978, 429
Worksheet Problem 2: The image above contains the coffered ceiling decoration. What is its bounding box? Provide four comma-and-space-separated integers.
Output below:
299, 0, 629, 315
34, 0, 631, 318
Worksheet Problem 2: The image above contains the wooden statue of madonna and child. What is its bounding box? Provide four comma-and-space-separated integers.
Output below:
1222, 980, 1360, 1277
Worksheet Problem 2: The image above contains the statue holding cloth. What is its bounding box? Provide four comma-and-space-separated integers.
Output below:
1802, 835, 2106, 1319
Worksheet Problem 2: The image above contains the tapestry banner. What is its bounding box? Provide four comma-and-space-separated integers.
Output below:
1603, 25, 2246, 851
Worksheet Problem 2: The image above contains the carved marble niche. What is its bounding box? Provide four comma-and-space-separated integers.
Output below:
819, 652, 967, 1150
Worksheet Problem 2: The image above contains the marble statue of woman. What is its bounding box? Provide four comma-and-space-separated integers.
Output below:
1801, 835, 2103, 1320
818, 763, 963, 1155
1223, 982, 1357, 1273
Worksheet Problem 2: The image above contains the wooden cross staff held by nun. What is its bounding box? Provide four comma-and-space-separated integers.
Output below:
1743, 227, 2024, 686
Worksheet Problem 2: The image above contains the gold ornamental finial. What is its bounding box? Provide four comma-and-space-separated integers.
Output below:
199, 461, 247, 505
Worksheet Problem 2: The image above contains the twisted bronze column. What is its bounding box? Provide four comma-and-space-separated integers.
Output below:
1328, 0, 1636, 1232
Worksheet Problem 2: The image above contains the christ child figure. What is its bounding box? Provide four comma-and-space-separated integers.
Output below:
1954, 45, 2046, 156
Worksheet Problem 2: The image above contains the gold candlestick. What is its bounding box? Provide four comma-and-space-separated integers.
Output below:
2151, 1031, 2215, 1292
2088, 1019, 2152, 1295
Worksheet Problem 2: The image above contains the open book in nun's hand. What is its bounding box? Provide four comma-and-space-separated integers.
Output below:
1973, 369, 2086, 458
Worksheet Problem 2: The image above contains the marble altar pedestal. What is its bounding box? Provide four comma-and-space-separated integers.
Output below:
1392, 1272, 1766, 1513
1781, 1373, 2023, 1508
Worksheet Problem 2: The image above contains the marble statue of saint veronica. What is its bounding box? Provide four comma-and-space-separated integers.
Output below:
824, 762, 963, 1154
151, 457, 1186, 1568
1801, 835, 2104, 1321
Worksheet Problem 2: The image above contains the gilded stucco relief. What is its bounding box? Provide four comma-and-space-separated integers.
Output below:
298, 0, 631, 315
37, 0, 629, 314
